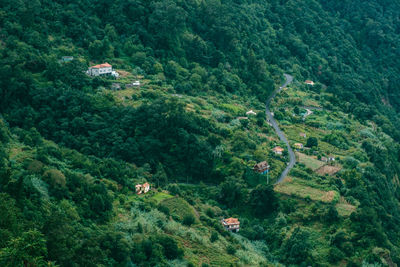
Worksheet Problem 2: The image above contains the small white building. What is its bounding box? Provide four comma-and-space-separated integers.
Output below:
221, 218, 240, 232
87, 63, 113, 76
305, 80, 315, 86
273, 146, 284, 155
111, 71, 119, 78
246, 110, 257, 116
135, 182, 150, 195
126, 81, 141, 88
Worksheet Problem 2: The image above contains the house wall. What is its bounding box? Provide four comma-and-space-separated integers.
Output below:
89, 67, 112, 76
90, 68, 100, 76
99, 67, 112, 75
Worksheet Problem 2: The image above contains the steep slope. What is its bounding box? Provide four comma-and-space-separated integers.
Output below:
0, 0, 400, 266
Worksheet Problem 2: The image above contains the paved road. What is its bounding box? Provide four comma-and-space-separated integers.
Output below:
266, 74, 295, 184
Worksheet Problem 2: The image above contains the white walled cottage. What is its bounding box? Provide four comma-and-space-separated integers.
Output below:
87, 63, 113, 76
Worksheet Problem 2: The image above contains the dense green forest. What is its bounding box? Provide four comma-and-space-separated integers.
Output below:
1, 0, 400, 266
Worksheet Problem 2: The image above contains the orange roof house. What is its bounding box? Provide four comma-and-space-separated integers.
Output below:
305, 80, 315, 86
221, 218, 240, 232
299, 132, 307, 138
87, 62, 114, 77
273, 146, 284, 155
294, 143, 304, 149
136, 182, 151, 195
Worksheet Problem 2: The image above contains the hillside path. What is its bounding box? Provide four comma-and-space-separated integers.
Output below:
266, 74, 295, 184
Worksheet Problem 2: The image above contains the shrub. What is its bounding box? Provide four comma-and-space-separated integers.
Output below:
157, 235, 183, 260
306, 137, 318, 148
205, 208, 214, 218
328, 247, 345, 263
158, 205, 170, 216
227, 245, 236, 255
210, 231, 219, 243
43, 169, 66, 187
183, 214, 195, 226
27, 160, 44, 173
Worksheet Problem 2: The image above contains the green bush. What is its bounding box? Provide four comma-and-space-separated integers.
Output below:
210, 231, 219, 243
328, 247, 345, 263
227, 245, 236, 255
182, 214, 195, 226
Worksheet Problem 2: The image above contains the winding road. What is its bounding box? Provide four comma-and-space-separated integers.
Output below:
266, 74, 295, 184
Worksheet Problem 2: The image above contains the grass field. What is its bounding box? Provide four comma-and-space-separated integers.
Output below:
335, 203, 357, 216
160, 197, 198, 220
274, 177, 339, 203
296, 152, 325, 170
316, 165, 342, 175
150, 191, 174, 204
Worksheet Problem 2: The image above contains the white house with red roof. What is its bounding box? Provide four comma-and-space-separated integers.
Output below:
221, 217, 240, 232
87, 63, 116, 76
305, 80, 315, 86
273, 146, 284, 155
135, 182, 151, 195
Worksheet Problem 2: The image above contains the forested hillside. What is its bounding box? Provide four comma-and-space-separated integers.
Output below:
1, 0, 400, 266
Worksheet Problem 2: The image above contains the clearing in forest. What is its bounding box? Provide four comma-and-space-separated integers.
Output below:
316, 165, 341, 176
296, 152, 325, 170
274, 177, 339, 203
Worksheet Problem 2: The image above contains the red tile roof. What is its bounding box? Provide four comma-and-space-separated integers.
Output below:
90, 63, 112, 69
224, 218, 240, 225
273, 146, 284, 152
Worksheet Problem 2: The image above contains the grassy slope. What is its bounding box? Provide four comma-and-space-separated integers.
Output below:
108, 71, 387, 264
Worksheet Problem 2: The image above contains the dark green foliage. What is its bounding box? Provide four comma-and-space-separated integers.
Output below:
0, 230, 49, 267
210, 231, 219, 243
226, 245, 236, 255
157, 235, 183, 260
325, 205, 339, 223
219, 178, 246, 208
306, 137, 318, 148
250, 184, 278, 217
328, 247, 345, 263
183, 214, 196, 226
281, 227, 312, 264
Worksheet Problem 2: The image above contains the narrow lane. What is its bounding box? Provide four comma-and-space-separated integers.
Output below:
266, 74, 295, 184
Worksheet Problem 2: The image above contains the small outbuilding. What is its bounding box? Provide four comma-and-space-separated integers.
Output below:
246, 110, 257, 116
294, 143, 304, 149
61, 56, 74, 62
273, 146, 284, 155
305, 80, 315, 86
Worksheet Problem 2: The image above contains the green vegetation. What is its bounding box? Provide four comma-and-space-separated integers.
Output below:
0, 0, 400, 266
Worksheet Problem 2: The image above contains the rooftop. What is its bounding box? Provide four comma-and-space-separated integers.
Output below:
223, 218, 240, 225
254, 161, 269, 169
90, 63, 112, 69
